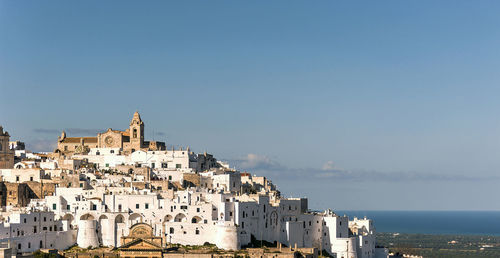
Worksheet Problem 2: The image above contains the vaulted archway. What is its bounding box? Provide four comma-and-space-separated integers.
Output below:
174, 213, 186, 222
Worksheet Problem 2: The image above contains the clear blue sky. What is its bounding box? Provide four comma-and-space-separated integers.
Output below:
2, 1, 500, 210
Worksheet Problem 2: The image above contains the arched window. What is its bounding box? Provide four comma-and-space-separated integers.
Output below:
191, 216, 202, 223
133, 129, 137, 138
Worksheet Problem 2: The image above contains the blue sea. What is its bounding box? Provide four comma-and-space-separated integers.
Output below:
337, 211, 500, 236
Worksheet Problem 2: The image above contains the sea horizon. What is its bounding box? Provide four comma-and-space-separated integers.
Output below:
336, 210, 500, 236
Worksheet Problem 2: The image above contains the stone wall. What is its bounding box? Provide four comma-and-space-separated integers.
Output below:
115, 165, 149, 176
3, 183, 34, 207
25, 181, 56, 199
183, 173, 201, 188
50, 173, 82, 188
131, 182, 147, 190
150, 180, 172, 191
0, 181, 56, 207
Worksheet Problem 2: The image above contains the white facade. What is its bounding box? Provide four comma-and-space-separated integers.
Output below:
0, 211, 76, 255
0, 168, 45, 183
74, 148, 199, 171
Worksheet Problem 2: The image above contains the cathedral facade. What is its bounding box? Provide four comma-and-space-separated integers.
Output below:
56, 112, 165, 155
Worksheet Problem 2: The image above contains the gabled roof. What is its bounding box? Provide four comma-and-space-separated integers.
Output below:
119, 238, 162, 250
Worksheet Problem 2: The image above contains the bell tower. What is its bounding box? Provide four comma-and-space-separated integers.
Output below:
0, 126, 14, 169
129, 111, 144, 151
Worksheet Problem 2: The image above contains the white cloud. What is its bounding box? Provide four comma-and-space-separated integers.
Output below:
233, 153, 283, 171
229, 154, 499, 182
322, 161, 336, 170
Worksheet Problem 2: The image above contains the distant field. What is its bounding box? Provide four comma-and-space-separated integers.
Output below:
376, 233, 500, 258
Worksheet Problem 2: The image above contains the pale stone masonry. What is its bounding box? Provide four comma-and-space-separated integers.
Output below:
0, 127, 14, 169
56, 112, 166, 156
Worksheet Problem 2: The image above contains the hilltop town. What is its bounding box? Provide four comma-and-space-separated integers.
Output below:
0, 112, 388, 258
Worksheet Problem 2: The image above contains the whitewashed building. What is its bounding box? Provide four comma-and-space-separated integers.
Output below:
19, 168, 387, 258
0, 210, 76, 255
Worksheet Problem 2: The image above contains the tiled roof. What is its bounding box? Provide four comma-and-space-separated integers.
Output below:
61, 137, 98, 143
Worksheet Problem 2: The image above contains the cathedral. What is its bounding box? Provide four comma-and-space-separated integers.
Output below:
56, 112, 165, 155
